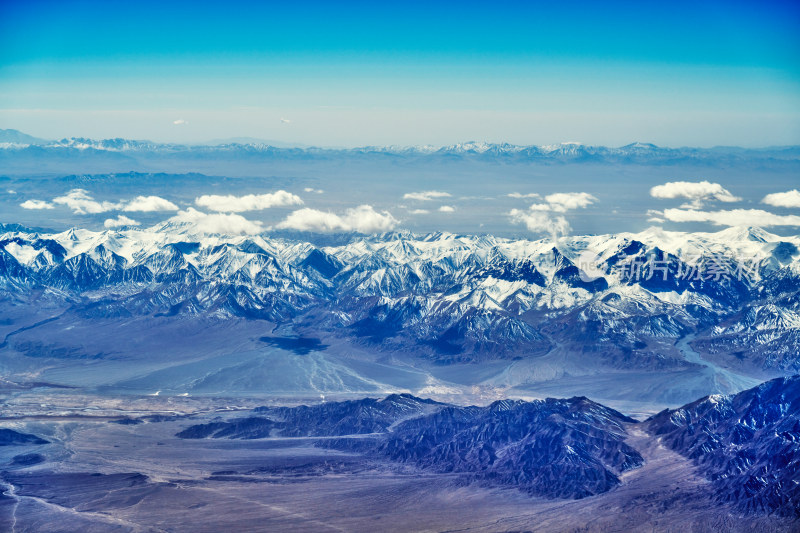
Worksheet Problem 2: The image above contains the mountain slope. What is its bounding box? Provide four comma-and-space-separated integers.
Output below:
178, 393, 643, 499
0, 129, 49, 145
645, 375, 800, 517
0, 224, 798, 402
2, 134, 798, 164
176, 393, 443, 439
376, 396, 642, 499
174, 376, 800, 514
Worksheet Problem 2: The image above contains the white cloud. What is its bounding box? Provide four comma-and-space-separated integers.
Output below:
173, 119, 188, 125
276, 209, 349, 232
650, 181, 740, 205
509, 209, 571, 238
439, 205, 455, 213
542, 192, 598, 212
123, 195, 179, 212
527, 192, 598, 213
663, 208, 800, 227
20, 199, 54, 210
104, 215, 140, 228
409, 209, 429, 215
647, 217, 665, 223
195, 191, 303, 212
281, 118, 291, 124
507, 192, 541, 199
679, 199, 707, 210
7, 189, 16, 195
47, 190, 178, 214
403, 191, 451, 202
508, 191, 596, 238
52, 189, 120, 214
275, 205, 398, 233
762, 189, 800, 208
341, 205, 399, 233
170, 208, 264, 235
303, 187, 324, 194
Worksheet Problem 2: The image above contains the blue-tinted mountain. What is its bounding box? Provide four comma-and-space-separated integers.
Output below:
0, 428, 48, 446
178, 393, 641, 499
0, 225, 798, 376
0, 129, 49, 145
174, 378, 800, 513
645, 375, 800, 517
375, 396, 642, 499
177, 393, 443, 439
2, 134, 799, 165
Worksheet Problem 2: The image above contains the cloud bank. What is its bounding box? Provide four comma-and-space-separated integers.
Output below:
509, 191, 597, 238
403, 191, 451, 202
195, 191, 303, 212
123, 195, 179, 212
509, 210, 571, 238
663, 208, 800, 227
529, 192, 598, 213
52, 189, 120, 214
170, 208, 264, 235
507, 192, 541, 199
104, 215, 140, 228
762, 190, 800, 208
276, 205, 398, 233
650, 181, 740, 208
46, 190, 180, 214
20, 199, 54, 210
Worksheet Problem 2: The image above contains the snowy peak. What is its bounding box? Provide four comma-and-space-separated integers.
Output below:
2, 133, 797, 164
714, 226, 774, 244
0, 224, 798, 369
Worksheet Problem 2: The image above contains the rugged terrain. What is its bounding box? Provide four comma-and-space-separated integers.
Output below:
1, 223, 798, 407
1, 166, 799, 530
0, 377, 797, 531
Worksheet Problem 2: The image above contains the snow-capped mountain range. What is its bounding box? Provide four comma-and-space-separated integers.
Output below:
2, 129, 798, 163
1, 223, 798, 390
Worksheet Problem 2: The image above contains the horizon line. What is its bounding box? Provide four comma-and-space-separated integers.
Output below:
2, 129, 798, 152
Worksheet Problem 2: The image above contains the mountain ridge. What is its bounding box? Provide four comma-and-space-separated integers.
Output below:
2, 132, 799, 163
0, 223, 797, 403
174, 375, 800, 515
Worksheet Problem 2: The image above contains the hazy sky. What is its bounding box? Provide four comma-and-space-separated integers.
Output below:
1, 0, 799, 147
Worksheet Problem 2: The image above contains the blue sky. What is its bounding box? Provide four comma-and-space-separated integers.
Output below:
1, 0, 799, 146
